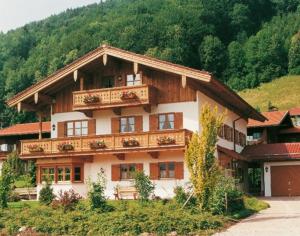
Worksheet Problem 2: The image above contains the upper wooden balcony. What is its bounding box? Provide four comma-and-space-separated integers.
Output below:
20, 129, 191, 159
73, 84, 156, 112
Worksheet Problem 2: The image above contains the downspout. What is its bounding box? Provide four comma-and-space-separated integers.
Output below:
233, 116, 242, 152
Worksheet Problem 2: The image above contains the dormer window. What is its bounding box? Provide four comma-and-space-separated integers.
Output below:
126, 74, 141, 86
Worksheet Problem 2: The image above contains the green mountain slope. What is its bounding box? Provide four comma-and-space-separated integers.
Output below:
239, 75, 300, 111
0, 0, 299, 125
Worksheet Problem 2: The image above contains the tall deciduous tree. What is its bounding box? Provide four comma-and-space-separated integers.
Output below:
185, 104, 225, 209
288, 31, 300, 74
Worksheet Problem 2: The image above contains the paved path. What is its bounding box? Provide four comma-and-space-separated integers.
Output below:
215, 197, 300, 236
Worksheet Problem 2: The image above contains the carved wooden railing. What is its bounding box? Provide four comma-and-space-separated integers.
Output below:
20, 129, 191, 157
73, 84, 155, 111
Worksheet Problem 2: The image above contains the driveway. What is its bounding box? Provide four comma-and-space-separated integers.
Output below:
215, 197, 300, 236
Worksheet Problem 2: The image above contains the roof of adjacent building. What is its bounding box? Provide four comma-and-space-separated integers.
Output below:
0, 122, 51, 136
248, 111, 289, 128
242, 143, 300, 160
6, 45, 265, 122
289, 107, 300, 116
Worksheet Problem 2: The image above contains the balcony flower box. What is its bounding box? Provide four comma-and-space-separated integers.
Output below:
27, 144, 44, 153
120, 91, 138, 100
157, 136, 176, 145
122, 138, 139, 147
57, 143, 74, 152
89, 140, 106, 149
83, 95, 100, 104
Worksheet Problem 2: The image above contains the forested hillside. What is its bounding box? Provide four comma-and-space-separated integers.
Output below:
0, 0, 299, 126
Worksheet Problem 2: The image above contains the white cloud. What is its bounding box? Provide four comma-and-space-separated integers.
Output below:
0, 0, 100, 33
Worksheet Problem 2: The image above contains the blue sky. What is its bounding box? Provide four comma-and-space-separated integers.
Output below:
0, 0, 100, 33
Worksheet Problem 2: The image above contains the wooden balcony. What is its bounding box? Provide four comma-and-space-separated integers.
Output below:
20, 129, 192, 159
73, 84, 156, 111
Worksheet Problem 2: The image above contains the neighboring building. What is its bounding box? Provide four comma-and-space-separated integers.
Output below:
0, 122, 51, 171
6, 45, 264, 198
243, 108, 300, 197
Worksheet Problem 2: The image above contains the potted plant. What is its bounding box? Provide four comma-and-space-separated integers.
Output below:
57, 142, 74, 152
89, 140, 106, 149
83, 95, 100, 104
120, 91, 138, 100
157, 136, 176, 145
122, 138, 140, 147
27, 144, 44, 153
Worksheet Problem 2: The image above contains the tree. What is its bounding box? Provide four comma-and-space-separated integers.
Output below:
185, 104, 224, 209
134, 171, 155, 202
288, 31, 300, 74
0, 159, 14, 208
198, 35, 227, 78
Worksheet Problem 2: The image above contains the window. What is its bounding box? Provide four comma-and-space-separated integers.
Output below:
41, 167, 55, 182
120, 117, 135, 133
57, 167, 71, 182
74, 166, 82, 182
120, 164, 136, 180
126, 74, 141, 86
67, 120, 88, 137
253, 132, 262, 140
159, 162, 175, 179
158, 113, 175, 130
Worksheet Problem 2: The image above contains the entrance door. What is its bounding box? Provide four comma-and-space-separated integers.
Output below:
271, 165, 300, 196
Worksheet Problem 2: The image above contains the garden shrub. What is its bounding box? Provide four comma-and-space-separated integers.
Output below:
173, 186, 197, 208
209, 174, 244, 214
39, 183, 55, 205
52, 189, 82, 212
134, 171, 155, 201
8, 191, 21, 202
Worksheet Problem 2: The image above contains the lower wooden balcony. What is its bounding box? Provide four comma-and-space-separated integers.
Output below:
72, 84, 156, 112
20, 129, 192, 159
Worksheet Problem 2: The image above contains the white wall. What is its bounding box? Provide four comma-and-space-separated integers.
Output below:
197, 91, 247, 153
263, 161, 300, 197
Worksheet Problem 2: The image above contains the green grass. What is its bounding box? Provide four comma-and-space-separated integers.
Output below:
239, 75, 300, 112
0, 197, 269, 236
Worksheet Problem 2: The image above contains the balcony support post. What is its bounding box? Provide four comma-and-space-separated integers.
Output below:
37, 112, 43, 140
114, 153, 125, 160
148, 151, 159, 159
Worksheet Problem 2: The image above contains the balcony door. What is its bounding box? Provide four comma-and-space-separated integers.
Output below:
102, 76, 115, 88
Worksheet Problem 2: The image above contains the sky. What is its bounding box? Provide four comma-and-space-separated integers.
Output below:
0, 0, 100, 33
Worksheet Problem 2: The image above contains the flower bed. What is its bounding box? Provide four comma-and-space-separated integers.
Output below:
122, 138, 140, 147
120, 91, 138, 100
57, 143, 74, 152
27, 144, 44, 153
89, 140, 106, 149
157, 136, 176, 145
83, 95, 100, 104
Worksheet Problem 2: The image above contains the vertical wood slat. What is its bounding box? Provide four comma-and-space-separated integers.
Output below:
149, 114, 158, 131
174, 112, 183, 129
135, 116, 143, 132
150, 163, 159, 180
175, 162, 184, 179
57, 122, 65, 138
111, 164, 121, 181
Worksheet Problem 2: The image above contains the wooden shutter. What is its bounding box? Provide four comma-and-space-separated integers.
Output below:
111, 117, 120, 133
111, 164, 121, 181
174, 112, 183, 129
149, 114, 158, 131
57, 122, 65, 138
135, 116, 143, 132
136, 163, 143, 172
149, 163, 159, 180
88, 119, 96, 135
175, 162, 184, 179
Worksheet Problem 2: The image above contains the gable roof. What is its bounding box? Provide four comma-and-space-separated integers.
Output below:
0, 122, 51, 137
6, 45, 265, 121
248, 111, 288, 128
242, 143, 300, 160
289, 107, 300, 116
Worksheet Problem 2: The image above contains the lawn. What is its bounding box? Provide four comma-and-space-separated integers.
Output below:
0, 197, 268, 236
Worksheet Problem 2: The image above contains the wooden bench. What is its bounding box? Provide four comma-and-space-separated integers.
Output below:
14, 187, 37, 200
114, 186, 138, 200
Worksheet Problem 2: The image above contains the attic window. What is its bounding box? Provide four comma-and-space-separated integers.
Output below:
126, 74, 141, 86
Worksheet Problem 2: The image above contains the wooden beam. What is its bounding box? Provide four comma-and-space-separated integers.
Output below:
103, 54, 108, 66
17, 102, 36, 112
82, 110, 93, 118
113, 108, 121, 116
181, 75, 187, 88
114, 153, 125, 160
34, 92, 53, 104
73, 70, 78, 82
80, 77, 84, 91
134, 62, 138, 74
148, 151, 159, 159
37, 112, 42, 140
143, 105, 151, 113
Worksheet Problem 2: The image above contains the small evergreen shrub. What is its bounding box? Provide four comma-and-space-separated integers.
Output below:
174, 186, 197, 208
8, 191, 21, 202
52, 189, 81, 212
39, 183, 55, 205
134, 171, 155, 201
